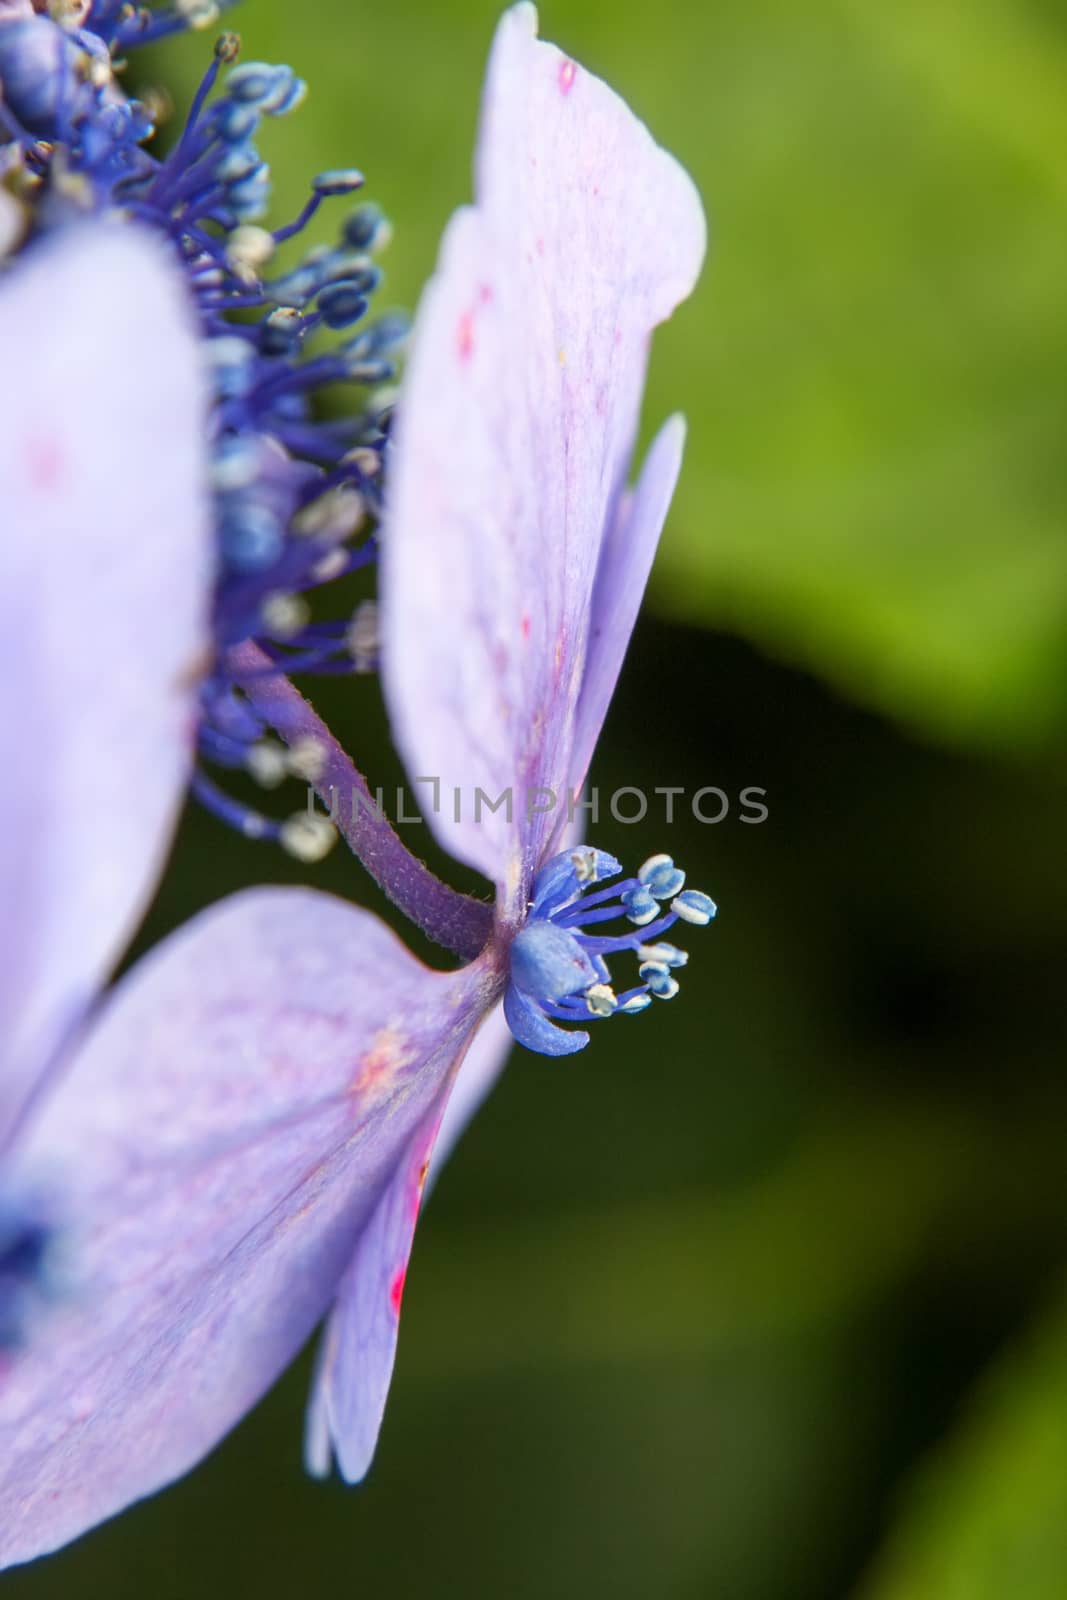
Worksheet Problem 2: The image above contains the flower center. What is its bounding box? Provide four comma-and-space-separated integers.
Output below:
504, 847, 716, 1054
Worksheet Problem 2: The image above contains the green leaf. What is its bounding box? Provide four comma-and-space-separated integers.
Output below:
859, 1278, 1067, 1600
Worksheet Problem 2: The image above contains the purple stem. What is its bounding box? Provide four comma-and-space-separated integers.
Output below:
227, 641, 494, 961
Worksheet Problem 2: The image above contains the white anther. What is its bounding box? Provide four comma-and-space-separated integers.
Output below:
347, 600, 379, 672
286, 736, 327, 783
176, 0, 220, 27
47, 0, 91, 30
584, 983, 617, 1017
84, 53, 113, 89
637, 943, 689, 967
292, 485, 365, 542
0, 190, 26, 263
211, 450, 258, 494
280, 812, 336, 863
637, 853, 672, 885
139, 86, 173, 127
225, 224, 275, 284
245, 740, 288, 790
260, 591, 310, 638
342, 446, 381, 478
570, 847, 597, 884
673, 893, 717, 926
311, 548, 348, 584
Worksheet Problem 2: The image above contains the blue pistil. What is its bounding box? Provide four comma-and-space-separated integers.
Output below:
504, 849, 717, 1055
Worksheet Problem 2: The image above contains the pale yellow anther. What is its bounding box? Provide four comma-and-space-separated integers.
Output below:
585, 984, 617, 1017
292, 484, 365, 543
570, 847, 597, 884
260, 591, 310, 638
342, 445, 380, 479
287, 736, 327, 783
245, 740, 288, 790
310, 548, 348, 585
226, 224, 275, 285
175, 0, 220, 28
280, 812, 336, 863
47, 0, 91, 30
347, 600, 379, 673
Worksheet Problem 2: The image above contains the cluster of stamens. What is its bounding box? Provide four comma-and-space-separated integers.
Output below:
1, 3, 400, 855
506, 847, 716, 1052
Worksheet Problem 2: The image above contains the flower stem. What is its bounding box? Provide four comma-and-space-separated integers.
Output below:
227, 642, 494, 961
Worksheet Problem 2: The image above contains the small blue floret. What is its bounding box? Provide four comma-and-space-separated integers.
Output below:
503, 845, 716, 1055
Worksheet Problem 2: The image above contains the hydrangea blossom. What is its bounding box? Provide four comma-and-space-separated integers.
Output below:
0, 0, 708, 1568
1, 0, 401, 850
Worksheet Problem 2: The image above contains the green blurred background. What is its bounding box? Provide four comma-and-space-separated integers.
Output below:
10, 0, 1067, 1594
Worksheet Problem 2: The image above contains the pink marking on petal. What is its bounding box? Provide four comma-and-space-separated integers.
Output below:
26, 432, 66, 493
456, 310, 475, 363
351, 1025, 412, 1099
389, 1266, 406, 1315
478, 282, 494, 305
408, 1157, 430, 1223
520, 614, 531, 642
558, 58, 577, 95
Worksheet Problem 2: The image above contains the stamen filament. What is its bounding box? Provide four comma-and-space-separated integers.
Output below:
227, 641, 494, 960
